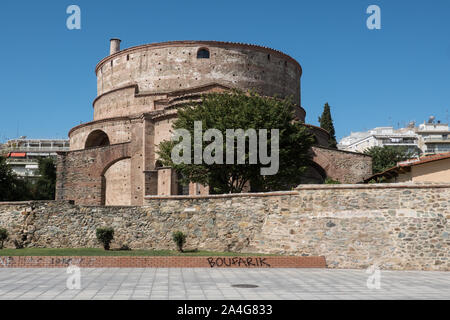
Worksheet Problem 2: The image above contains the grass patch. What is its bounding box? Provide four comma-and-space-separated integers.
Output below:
0, 248, 276, 257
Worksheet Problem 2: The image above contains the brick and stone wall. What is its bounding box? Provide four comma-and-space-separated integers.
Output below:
311, 146, 372, 183
59, 40, 370, 205
69, 117, 132, 151
1, 183, 448, 271
95, 41, 302, 113
56, 142, 132, 205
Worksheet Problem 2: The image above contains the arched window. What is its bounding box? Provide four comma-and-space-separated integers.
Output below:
197, 48, 210, 59
85, 130, 110, 149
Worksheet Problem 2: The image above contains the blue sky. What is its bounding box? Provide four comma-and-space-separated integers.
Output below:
0, 0, 449, 142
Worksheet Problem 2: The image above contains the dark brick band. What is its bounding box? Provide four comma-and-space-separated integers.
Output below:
0, 256, 326, 269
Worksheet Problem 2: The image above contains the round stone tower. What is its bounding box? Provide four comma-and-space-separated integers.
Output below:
58, 40, 340, 206
92, 40, 305, 121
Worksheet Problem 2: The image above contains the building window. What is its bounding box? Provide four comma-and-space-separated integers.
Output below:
197, 48, 210, 59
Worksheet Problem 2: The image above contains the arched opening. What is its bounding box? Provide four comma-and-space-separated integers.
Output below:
85, 130, 110, 149
197, 48, 210, 59
299, 162, 327, 184
102, 158, 131, 206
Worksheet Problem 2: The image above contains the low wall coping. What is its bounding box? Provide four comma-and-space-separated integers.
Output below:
2, 183, 450, 205
295, 183, 450, 190
145, 191, 297, 200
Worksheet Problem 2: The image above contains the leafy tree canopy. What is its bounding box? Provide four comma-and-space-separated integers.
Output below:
0, 156, 56, 201
0, 156, 17, 201
364, 146, 418, 174
157, 90, 315, 193
33, 158, 56, 200
0, 156, 33, 201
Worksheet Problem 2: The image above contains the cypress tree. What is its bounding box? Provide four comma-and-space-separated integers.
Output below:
318, 102, 337, 148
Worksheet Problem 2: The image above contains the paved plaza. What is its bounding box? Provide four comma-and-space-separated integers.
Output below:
0, 268, 448, 300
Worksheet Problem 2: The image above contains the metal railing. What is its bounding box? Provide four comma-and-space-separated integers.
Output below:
2, 146, 69, 153
382, 141, 417, 145
423, 138, 450, 143
5, 159, 39, 165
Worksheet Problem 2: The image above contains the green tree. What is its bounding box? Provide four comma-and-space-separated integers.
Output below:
0, 228, 8, 249
0, 156, 32, 201
33, 158, 57, 200
157, 90, 315, 193
0, 156, 16, 201
318, 102, 337, 148
364, 146, 417, 174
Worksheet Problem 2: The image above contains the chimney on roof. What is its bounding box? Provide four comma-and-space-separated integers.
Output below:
110, 38, 121, 55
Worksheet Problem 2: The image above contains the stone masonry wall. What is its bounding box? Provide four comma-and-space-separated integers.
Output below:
1, 184, 449, 271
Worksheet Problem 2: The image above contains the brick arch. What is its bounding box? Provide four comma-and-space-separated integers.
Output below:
101, 157, 132, 206
311, 146, 372, 184
56, 142, 132, 205
101, 156, 132, 177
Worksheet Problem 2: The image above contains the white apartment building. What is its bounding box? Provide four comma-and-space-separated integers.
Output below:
339, 119, 450, 155
0, 138, 69, 179
338, 126, 420, 154
416, 122, 450, 154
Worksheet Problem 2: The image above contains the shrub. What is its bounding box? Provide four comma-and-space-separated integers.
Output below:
172, 231, 187, 252
324, 178, 341, 184
0, 228, 8, 249
96, 227, 114, 250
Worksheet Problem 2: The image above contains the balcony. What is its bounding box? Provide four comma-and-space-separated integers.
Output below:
423, 138, 450, 143
383, 142, 417, 146
6, 158, 39, 165
3, 146, 69, 153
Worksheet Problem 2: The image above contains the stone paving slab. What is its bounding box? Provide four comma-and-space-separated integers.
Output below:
0, 268, 448, 300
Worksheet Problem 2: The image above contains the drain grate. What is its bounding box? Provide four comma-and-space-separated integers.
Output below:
231, 284, 259, 288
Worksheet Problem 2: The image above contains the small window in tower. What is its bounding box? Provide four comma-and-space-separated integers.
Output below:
197, 48, 210, 59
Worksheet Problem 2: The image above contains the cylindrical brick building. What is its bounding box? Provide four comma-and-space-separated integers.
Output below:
57, 40, 370, 206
